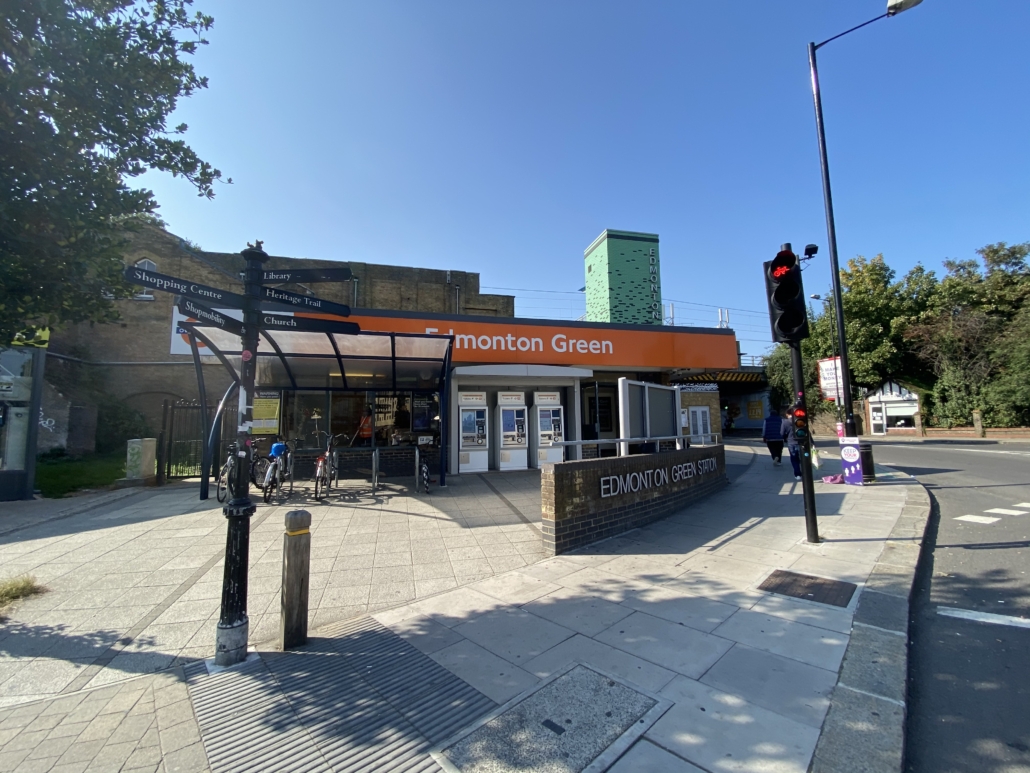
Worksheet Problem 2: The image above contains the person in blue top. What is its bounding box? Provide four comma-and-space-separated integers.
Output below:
781, 410, 803, 481
762, 408, 784, 466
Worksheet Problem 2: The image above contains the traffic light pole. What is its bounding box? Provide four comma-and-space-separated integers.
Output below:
215, 242, 268, 666
790, 341, 820, 544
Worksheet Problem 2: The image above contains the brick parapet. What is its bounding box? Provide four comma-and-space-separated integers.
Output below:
540, 445, 728, 555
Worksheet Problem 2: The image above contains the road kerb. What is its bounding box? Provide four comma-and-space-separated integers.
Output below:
809, 470, 932, 773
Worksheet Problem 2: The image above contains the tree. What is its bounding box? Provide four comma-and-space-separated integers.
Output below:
908, 242, 1030, 426
765, 255, 936, 412
0, 0, 224, 345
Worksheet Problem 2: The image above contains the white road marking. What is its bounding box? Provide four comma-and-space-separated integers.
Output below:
878, 445, 1030, 457
778, 483, 796, 496
984, 508, 1027, 516
937, 606, 1030, 629
1014, 502, 1030, 508
955, 515, 1000, 524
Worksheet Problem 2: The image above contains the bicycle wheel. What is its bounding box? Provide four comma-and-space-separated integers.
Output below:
287, 455, 294, 495
421, 462, 431, 495
330, 456, 338, 490
314, 461, 323, 500
216, 462, 230, 503
263, 473, 275, 503
252, 456, 270, 489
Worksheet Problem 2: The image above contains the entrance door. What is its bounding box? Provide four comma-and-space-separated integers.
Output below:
871, 405, 886, 435
688, 406, 711, 441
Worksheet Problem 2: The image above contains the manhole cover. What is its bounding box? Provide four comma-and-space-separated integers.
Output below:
433, 664, 670, 773
759, 569, 857, 607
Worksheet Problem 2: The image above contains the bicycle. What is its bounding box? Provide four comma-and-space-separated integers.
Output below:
263, 439, 295, 503
415, 442, 431, 494
313, 431, 344, 500
251, 454, 271, 489
215, 442, 239, 503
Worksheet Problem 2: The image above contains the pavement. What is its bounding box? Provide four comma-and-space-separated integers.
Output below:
868, 442, 1030, 773
0, 442, 925, 773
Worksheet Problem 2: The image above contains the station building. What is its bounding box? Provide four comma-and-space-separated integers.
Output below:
43, 225, 741, 480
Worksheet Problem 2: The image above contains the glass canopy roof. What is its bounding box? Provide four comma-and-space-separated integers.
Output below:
184, 324, 452, 392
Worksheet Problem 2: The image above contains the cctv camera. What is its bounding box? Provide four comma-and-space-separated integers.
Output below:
804, 244, 819, 257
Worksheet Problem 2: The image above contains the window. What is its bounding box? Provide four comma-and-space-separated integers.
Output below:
133, 258, 156, 300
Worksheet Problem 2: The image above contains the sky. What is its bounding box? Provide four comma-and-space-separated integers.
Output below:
141, 0, 1030, 356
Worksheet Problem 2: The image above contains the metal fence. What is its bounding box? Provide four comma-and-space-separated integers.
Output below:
162, 399, 239, 479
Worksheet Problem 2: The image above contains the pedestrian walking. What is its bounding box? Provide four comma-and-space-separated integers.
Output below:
762, 408, 784, 465
782, 409, 802, 480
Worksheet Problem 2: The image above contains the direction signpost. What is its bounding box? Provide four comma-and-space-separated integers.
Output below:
176, 297, 244, 336
124, 247, 358, 666
261, 285, 352, 317
260, 314, 360, 335
262, 266, 352, 284
123, 266, 245, 308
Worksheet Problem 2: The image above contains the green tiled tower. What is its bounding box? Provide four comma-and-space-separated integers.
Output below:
584, 229, 662, 325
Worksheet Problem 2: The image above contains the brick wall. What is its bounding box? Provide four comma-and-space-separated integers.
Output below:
541, 445, 728, 555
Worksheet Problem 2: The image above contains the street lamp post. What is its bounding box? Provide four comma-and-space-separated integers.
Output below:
808, 0, 923, 437
810, 293, 844, 422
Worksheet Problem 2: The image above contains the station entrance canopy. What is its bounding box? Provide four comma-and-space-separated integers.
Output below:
187, 324, 453, 392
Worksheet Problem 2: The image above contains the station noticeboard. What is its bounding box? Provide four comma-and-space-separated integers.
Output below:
252, 390, 281, 435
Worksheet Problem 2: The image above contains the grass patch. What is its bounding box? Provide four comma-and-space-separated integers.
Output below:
0, 575, 46, 608
35, 452, 125, 498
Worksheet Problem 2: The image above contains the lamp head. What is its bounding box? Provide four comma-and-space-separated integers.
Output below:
804, 244, 819, 257
887, 0, 923, 16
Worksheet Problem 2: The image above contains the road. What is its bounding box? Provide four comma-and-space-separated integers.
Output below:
868, 441, 1030, 773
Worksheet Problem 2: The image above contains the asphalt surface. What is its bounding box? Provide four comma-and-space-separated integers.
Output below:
867, 441, 1030, 773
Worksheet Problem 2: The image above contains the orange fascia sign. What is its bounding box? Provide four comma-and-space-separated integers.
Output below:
305, 312, 738, 370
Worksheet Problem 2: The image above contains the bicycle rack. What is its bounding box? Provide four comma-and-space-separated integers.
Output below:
414, 448, 421, 493
372, 448, 380, 493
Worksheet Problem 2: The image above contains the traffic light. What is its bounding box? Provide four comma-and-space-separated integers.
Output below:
792, 404, 809, 442
764, 244, 810, 343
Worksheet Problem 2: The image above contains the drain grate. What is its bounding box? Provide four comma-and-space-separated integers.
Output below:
433, 664, 670, 773
186, 616, 496, 772
759, 569, 857, 607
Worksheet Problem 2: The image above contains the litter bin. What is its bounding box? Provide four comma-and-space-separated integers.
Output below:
859, 443, 876, 483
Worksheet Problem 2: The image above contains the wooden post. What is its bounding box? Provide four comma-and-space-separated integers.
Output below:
280, 509, 311, 650
972, 409, 985, 438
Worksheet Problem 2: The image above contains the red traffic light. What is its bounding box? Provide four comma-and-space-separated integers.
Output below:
771, 264, 791, 279
793, 408, 807, 418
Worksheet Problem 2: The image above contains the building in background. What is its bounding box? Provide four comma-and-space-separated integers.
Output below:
584, 230, 662, 325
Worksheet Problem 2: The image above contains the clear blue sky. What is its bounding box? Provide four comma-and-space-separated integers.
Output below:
142, 0, 1030, 355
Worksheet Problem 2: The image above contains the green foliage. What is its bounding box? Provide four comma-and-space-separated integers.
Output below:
767, 242, 1030, 428
95, 402, 150, 454
0, 575, 46, 609
35, 452, 126, 498
0, 0, 224, 345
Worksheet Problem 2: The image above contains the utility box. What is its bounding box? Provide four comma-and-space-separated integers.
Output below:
120, 438, 157, 486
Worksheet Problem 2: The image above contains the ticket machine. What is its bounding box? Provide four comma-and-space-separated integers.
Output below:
530, 392, 565, 468
458, 392, 488, 473
497, 392, 527, 470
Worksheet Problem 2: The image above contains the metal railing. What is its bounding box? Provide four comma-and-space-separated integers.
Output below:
552, 432, 722, 458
